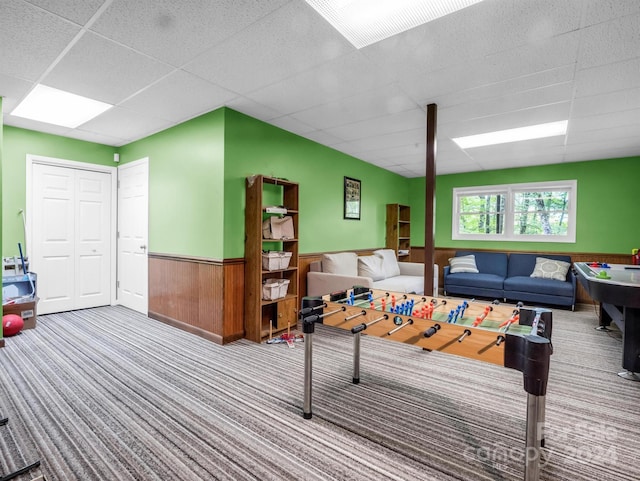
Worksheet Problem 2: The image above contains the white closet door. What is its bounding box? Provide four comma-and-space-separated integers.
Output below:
75, 169, 111, 309
32, 163, 111, 314
117, 159, 149, 314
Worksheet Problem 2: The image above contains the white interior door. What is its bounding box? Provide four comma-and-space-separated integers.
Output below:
75, 169, 112, 309
32, 163, 112, 314
117, 158, 149, 314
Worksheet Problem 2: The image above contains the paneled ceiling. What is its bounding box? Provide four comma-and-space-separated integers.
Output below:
1, 0, 639, 177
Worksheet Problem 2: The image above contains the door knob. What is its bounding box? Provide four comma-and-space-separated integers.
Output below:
140, 245, 147, 252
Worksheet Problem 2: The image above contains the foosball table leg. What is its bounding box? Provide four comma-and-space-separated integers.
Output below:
524, 393, 545, 481
353, 332, 361, 384
303, 332, 314, 419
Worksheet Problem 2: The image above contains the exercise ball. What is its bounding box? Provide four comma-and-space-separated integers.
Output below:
2, 314, 24, 337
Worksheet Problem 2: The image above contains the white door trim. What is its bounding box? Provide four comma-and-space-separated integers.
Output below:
26, 154, 118, 306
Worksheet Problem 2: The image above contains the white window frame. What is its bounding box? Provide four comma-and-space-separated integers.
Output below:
452, 180, 577, 243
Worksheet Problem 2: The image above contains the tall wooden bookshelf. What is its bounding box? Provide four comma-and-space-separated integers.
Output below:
386, 204, 411, 260
244, 175, 299, 343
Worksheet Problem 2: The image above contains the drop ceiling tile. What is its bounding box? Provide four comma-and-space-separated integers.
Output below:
579, 13, 640, 69
78, 106, 174, 142
464, 137, 566, 163
43, 32, 174, 104
0, 73, 33, 112
564, 145, 639, 162
63, 129, 129, 147
439, 82, 574, 125
581, 0, 640, 28
184, 1, 352, 94
0, 0, 80, 80
343, 128, 425, 155
290, 83, 417, 131
247, 51, 395, 115
120, 70, 237, 122
350, 139, 427, 162
568, 122, 640, 145
268, 115, 315, 135
300, 130, 344, 146
569, 108, 640, 133
574, 58, 640, 98
404, 32, 580, 105
324, 109, 426, 142
3, 113, 72, 137
571, 88, 640, 118
24, 0, 104, 25
90, 0, 291, 67
433, 65, 576, 109
440, 101, 571, 139
225, 97, 283, 121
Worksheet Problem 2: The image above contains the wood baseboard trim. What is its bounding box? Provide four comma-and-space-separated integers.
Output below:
0, 339, 5, 348
149, 310, 228, 345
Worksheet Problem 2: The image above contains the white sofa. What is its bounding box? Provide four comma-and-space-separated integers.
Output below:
307, 249, 438, 297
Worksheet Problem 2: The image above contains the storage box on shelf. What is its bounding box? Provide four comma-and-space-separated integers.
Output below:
244, 175, 299, 342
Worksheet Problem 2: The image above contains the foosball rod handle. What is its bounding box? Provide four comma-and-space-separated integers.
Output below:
423, 323, 441, 338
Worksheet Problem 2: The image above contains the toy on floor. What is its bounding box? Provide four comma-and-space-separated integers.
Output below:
2, 314, 24, 337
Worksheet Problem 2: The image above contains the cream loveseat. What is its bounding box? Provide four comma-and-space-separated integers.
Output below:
307, 249, 437, 297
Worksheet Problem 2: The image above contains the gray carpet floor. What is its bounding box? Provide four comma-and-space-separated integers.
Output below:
1, 302, 639, 480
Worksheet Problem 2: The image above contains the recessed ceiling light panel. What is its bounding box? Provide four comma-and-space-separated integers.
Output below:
11, 84, 113, 128
453, 121, 569, 149
305, 0, 484, 48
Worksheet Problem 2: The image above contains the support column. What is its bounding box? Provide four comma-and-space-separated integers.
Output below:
424, 103, 437, 297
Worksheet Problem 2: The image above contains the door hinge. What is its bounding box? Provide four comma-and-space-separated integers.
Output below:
117, 280, 120, 288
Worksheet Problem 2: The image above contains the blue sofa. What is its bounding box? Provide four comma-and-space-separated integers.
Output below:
443, 251, 576, 310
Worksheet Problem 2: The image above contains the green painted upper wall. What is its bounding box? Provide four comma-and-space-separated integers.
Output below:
222, 108, 409, 258
1, 125, 116, 256
408, 157, 640, 254
3, 105, 637, 262
118, 109, 225, 259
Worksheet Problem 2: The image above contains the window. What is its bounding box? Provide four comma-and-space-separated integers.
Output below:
453, 180, 577, 243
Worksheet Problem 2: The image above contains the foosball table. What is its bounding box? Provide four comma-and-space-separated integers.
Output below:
300, 287, 553, 481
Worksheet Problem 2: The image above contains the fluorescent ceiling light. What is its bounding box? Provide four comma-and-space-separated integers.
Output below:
452, 121, 569, 149
11, 84, 113, 128
305, 0, 484, 49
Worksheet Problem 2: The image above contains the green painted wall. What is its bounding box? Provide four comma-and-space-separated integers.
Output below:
118, 109, 225, 259
1, 126, 115, 256
223, 108, 409, 258
408, 157, 640, 254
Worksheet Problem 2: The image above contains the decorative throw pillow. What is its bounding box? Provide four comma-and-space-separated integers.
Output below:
530, 257, 570, 281
373, 249, 401, 278
322, 252, 358, 276
358, 255, 386, 281
449, 255, 479, 273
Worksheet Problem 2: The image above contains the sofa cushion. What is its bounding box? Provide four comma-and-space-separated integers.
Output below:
373, 275, 424, 295
504, 276, 574, 297
454, 251, 508, 277
374, 249, 401, 278
507, 253, 572, 279
358, 255, 386, 281
530, 257, 571, 281
322, 252, 358, 276
448, 254, 479, 273
445, 272, 504, 290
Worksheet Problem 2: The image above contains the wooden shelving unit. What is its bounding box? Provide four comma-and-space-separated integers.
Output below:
386, 204, 411, 259
244, 175, 299, 343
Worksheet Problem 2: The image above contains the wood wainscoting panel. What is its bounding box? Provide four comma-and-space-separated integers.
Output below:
149, 253, 244, 344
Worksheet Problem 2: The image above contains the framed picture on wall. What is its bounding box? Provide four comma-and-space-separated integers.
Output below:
344, 176, 361, 220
